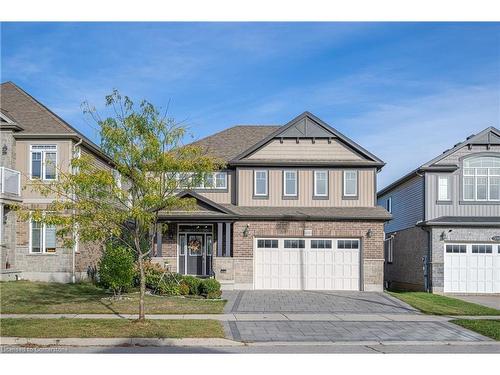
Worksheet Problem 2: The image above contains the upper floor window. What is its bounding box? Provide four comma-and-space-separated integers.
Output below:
30, 145, 57, 180
386, 197, 392, 213
438, 175, 451, 201
313, 170, 328, 197
254, 170, 268, 197
283, 170, 298, 197
463, 156, 500, 201
343, 170, 358, 197
176, 171, 227, 190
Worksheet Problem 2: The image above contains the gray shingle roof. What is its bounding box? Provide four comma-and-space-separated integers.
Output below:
220, 205, 391, 220
1, 81, 74, 134
0, 81, 114, 165
189, 125, 280, 162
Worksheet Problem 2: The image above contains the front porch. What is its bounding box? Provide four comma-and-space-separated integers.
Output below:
152, 221, 233, 278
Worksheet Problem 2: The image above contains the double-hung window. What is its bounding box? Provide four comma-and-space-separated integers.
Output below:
283, 170, 298, 197
30, 219, 57, 253
313, 170, 328, 197
343, 170, 358, 197
438, 175, 451, 201
30, 145, 57, 180
254, 170, 268, 197
463, 156, 500, 201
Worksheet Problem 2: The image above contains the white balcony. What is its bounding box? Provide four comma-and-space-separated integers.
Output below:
0, 167, 21, 197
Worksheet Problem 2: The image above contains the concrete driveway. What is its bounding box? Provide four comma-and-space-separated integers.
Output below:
449, 295, 500, 310
223, 290, 417, 314
221, 291, 492, 344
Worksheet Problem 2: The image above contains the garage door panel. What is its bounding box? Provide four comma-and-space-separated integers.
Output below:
255, 237, 360, 291
444, 243, 499, 294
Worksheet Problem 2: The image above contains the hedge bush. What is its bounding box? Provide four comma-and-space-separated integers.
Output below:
182, 275, 202, 295
199, 278, 222, 299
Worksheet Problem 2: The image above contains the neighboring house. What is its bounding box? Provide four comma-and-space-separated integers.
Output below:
378, 127, 500, 294
155, 111, 391, 291
0, 81, 115, 282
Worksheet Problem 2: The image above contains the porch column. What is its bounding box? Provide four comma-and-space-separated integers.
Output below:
217, 222, 223, 257
225, 222, 231, 257
156, 223, 163, 257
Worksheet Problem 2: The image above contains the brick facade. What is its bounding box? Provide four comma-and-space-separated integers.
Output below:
385, 226, 428, 291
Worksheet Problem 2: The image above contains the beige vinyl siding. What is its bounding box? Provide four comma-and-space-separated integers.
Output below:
237, 168, 375, 207
16, 139, 72, 200
246, 139, 363, 161
197, 170, 235, 204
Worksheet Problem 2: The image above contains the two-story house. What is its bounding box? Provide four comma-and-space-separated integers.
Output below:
153, 112, 391, 291
0, 81, 116, 282
378, 127, 500, 294
1, 81, 391, 290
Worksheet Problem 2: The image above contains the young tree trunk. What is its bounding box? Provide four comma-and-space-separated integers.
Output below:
138, 255, 146, 321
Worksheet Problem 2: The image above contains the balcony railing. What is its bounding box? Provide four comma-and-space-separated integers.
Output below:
0, 167, 21, 197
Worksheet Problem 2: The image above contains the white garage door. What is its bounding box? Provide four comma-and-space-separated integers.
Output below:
444, 243, 500, 293
254, 238, 360, 290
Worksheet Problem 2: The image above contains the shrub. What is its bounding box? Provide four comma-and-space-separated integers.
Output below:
179, 282, 190, 296
182, 275, 202, 295
98, 244, 135, 298
199, 278, 222, 299
140, 262, 183, 296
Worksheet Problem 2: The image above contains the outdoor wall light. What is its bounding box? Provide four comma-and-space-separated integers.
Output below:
2, 144, 7, 155
242, 224, 250, 237
366, 229, 373, 238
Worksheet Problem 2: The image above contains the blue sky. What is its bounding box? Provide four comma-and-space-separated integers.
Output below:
1, 22, 499, 188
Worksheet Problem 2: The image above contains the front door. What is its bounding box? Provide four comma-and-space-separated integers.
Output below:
186, 234, 204, 275
178, 225, 214, 276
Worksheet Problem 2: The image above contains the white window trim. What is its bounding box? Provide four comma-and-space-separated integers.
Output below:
343, 170, 358, 197
176, 172, 227, 190
29, 218, 57, 254
438, 175, 451, 201
254, 170, 268, 196
29, 144, 58, 181
313, 170, 328, 197
462, 157, 500, 202
386, 197, 392, 213
283, 170, 298, 197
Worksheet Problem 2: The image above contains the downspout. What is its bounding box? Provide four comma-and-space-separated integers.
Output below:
71, 138, 83, 283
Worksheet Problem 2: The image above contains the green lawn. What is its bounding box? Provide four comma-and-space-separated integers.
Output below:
0, 318, 225, 338
388, 291, 500, 316
452, 319, 500, 341
0, 281, 225, 314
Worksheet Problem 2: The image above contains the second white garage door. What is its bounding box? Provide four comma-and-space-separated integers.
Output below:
444, 243, 500, 293
254, 238, 360, 290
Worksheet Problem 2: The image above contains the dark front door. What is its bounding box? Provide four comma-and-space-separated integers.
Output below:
186, 234, 204, 275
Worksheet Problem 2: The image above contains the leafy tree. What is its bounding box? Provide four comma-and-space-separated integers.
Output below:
20, 90, 222, 320
98, 243, 135, 298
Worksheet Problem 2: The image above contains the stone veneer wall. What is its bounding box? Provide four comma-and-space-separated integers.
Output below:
14, 204, 103, 282
212, 220, 385, 290
430, 226, 500, 293
385, 226, 428, 291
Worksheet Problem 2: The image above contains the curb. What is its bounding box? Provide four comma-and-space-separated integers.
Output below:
0, 337, 244, 347
1, 337, 499, 348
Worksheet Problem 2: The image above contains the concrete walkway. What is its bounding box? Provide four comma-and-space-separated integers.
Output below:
450, 295, 500, 310
2, 313, 498, 321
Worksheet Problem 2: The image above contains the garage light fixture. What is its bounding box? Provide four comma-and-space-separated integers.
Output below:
243, 224, 249, 237
366, 229, 372, 238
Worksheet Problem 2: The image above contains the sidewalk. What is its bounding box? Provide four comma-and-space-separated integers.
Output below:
2, 313, 498, 321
